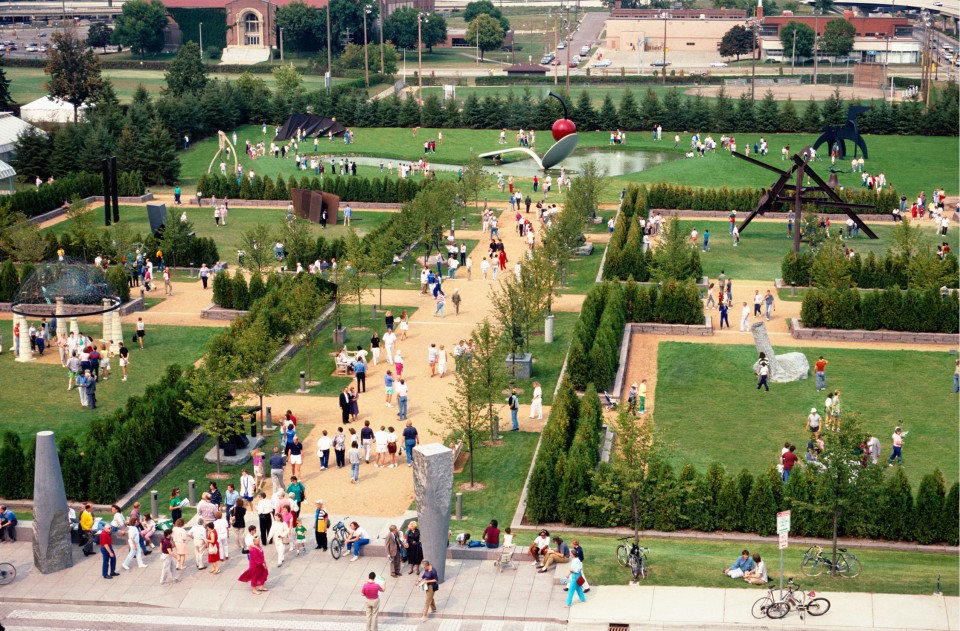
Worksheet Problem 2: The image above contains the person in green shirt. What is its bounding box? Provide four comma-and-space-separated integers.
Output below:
286, 477, 306, 520
294, 518, 307, 556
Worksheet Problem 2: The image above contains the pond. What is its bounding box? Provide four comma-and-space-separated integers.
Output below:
334, 146, 679, 179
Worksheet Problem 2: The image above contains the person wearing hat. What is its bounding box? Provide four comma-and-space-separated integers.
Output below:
507, 388, 520, 431
806, 408, 821, 437
313, 500, 329, 551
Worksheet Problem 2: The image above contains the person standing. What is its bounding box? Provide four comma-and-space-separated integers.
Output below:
815, 356, 828, 392
718, 301, 730, 329
384, 370, 395, 407
396, 379, 409, 421
199, 264, 210, 289
354, 354, 367, 393
163, 268, 172, 296
416, 560, 439, 622
888, 426, 907, 466
764, 290, 775, 321
269, 448, 285, 497
231, 499, 248, 553
781, 445, 799, 482
348, 441, 362, 483
382, 329, 397, 364
370, 331, 381, 366
638, 379, 648, 414
756, 353, 770, 391
451, 288, 461, 315
256, 492, 273, 546
191, 518, 208, 570
739, 302, 751, 332
402, 420, 419, 466
361, 571, 385, 630
334, 428, 347, 468
317, 430, 331, 470
339, 386, 352, 425
313, 500, 329, 551
159, 529, 180, 585
529, 381, 543, 421
99, 525, 118, 579
136, 317, 145, 349
507, 389, 520, 431
753, 291, 762, 317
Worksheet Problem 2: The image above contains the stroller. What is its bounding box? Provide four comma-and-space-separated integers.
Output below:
494, 545, 517, 573
600, 390, 618, 412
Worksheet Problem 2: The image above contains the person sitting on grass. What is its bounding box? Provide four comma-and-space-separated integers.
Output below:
743, 553, 767, 585
723, 549, 755, 579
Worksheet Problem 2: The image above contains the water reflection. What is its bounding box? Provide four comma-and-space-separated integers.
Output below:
338, 147, 679, 178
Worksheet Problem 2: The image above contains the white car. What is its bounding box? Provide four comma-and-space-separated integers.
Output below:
25, 45, 38, 52
591, 59, 611, 67
710, 61, 728, 67
557, 42, 566, 50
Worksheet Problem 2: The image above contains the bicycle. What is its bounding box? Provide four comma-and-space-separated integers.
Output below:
800, 544, 862, 578
766, 578, 831, 620
615, 537, 649, 581
0, 563, 14, 585
751, 581, 782, 619
329, 517, 350, 560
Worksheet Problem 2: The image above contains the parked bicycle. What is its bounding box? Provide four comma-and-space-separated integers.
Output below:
329, 517, 350, 560
615, 537, 649, 581
766, 578, 831, 620
751, 581, 783, 619
0, 562, 15, 585
801, 544, 861, 578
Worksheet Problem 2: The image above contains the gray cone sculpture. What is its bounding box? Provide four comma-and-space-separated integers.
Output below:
33, 431, 74, 574
413, 443, 454, 582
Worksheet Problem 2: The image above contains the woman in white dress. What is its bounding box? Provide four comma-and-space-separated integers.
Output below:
436, 345, 447, 378
398, 310, 410, 341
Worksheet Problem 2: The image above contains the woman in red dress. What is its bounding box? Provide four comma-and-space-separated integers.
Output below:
206, 522, 222, 574
238, 536, 269, 594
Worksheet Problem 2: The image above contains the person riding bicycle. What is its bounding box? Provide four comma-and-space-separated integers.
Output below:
723, 549, 755, 579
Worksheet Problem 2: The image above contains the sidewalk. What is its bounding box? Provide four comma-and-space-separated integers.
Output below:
566, 585, 959, 631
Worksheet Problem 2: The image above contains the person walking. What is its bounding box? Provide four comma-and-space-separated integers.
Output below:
122, 516, 148, 571
159, 529, 180, 585
565, 549, 587, 607
739, 302, 751, 332
396, 379, 409, 420
888, 426, 907, 466
231, 499, 248, 553
815, 356, 828, 392
361, 571, 385, 630
405, 522, 423, 574
269, 448, 285, 497
507, 388, 520, 431
99, 525, 118, 579
416, 560, 439, 622
402, 420, 418, 466
451, 288, 461, 315
256, 492, 272, 546
529, 381, 543, 421
238, 536, 269, 595
718, 301, 730, 329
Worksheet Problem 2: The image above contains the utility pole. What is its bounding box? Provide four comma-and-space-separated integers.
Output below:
554, 10, 559, 86
362, 4, 370, 87
279, 26, 284, 62
565, 5, 572, 95
791, 29, 796, 74
199, 22, 203, 59
417, 12, 425, 106
326, 3, 332, 77
662, 11, 667, 85
379, 0, 385, 74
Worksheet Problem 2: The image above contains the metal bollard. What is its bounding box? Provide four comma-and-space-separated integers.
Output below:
455, 493, 463, 520
371, 304, 377, 318
298, 371, 307, 393
188, 479, 196, 506
150, 490, 158, 520
250, 415, 257, 438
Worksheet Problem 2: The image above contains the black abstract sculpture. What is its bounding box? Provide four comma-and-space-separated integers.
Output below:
812, 105, 871, 160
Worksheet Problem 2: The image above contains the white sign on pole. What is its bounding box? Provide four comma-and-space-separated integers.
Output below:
776, 510, 791, 535
779, 532, 789, 549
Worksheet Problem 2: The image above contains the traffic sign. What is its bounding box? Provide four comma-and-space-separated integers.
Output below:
777, 510, 791, 535
779, 532, 789, 549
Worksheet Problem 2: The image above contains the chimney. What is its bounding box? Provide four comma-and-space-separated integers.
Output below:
756, 0, 763, 19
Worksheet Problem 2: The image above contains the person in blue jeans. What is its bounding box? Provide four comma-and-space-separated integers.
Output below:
345, 522, 370, 560
953, 360, 959, 393
99, 528, 118, 579
397, 379, 409, 420
402, 421, 419, 466
566, 553, 586, 606
507, 389, 519, 431
718, 302, 730, 329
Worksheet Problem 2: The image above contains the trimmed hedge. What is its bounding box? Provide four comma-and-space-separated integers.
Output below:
800, 287, 959, 333
196, 171, 427, 204
0, 171, 145, 219
782, 249, 959, 290
526, 399, 959, 544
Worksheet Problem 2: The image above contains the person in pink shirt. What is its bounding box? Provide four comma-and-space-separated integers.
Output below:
361, 572, 385, 629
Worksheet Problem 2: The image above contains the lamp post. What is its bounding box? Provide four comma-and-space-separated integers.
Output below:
199, 21, 203, 59
417, 12, 427, 106
812, 9, 820, 85
662, 11, 668, 85
565, 5, 572, 94
362, 4, 371, 87
749, 17, 758, 100
325, 2, 332, 79
791, 29, 796, 75
279, 26, 284, 62
378, 0, 384, 74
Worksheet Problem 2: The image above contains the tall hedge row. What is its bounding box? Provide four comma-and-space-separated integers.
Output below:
800, 287, 959, 333
195, 172, 427, 204
782, 249, 959, 290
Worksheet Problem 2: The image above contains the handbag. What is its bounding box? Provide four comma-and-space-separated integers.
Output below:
576, 574, 585, 587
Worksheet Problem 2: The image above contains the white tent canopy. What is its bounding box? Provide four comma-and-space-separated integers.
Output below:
0, 112, 40, 159
19, 96, 90, 124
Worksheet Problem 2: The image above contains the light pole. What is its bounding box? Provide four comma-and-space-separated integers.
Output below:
417, 12, 427, 106
378, 0, 384, 74
791, 28, 796, 74
362, 4, 371, 87
749, 17, 758, 100
662, 11, 668, 85
199, 21, 203, 59
279, 26, 284, 62
812, 9, 820, 85
565, 5, 572, 94
325, 2, 332, 78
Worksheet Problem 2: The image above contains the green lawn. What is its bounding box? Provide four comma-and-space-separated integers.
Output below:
512, 311, 578, 406
571, 535, 958, 594
44, 204, 394, 265
450, 431, 539, 536
176, 128, 958, 206
671, 218, 959, 282
0, 323, 218, 444
376, 240, 479, 291
272, 304, 419, 397
654, 342, 959, 485
558, 250, 603, 294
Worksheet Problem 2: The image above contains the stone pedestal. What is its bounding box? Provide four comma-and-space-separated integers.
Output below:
32, 431, 74, 574
110, 311, 123, 353
16, 315, 33, 362
101, 299, 112, 345
69, 317, 79, 336
504, 353, 532, 379
413, 443, 454, 583
54, 297, 65, 343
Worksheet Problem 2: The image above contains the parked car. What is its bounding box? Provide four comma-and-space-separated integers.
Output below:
25, 45, 38, 52
710, 61, 728, 67
557, 42, 566, 50
539, 54, 555, 65
591, 59, 611, 67
572, 54, 582, 64
650, 60, 671, 67
580, 45, 591, 56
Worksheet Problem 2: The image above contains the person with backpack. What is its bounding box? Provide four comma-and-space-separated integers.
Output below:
507, 389, 520, 431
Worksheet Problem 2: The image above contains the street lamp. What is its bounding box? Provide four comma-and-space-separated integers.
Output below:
417, 12, 428, 106
812, 8, 820, 85
279, 26, 284, 62
362, 4, 371, 87
565, 5, 572, 94
199, 22, 203, 59
661, 10, 668, 85
325, 2, 332, 81
378, 0, 384, 74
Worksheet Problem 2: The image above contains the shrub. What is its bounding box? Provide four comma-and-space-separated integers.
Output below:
231, 272, 250, 310
800, 287, 957, 333
0, 259, 19, 301
913, 469, 947, 544
0, 432, 27, 498
107, 264, 131, 303
744, 471, 777, 536
212, 270, 233, 308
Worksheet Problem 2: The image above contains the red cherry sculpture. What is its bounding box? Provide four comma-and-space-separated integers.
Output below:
549, 91, 576, 141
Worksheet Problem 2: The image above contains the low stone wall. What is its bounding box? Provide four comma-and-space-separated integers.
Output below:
200, 304, 248, 321
27, 194, 156, 225
653, 209, 898, 222
116, 430, 206, 510
631, 318, 713, 336
790, 319, 959, 345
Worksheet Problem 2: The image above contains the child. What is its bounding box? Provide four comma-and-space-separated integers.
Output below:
503, 527, 514, 547
456, 532, 471, 547
294, 518, 306, 556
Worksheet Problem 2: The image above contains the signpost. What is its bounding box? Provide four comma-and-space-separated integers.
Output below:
777, 510, 791, 591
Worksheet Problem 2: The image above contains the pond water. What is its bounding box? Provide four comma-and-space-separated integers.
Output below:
336, 146, 679, 178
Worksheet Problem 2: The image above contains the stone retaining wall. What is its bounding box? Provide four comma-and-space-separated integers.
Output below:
631, 318, 713, 336
654, 209, 899, 222
27, 194, 156, 225
200, 304, 248, 320
790, 319, 959, 345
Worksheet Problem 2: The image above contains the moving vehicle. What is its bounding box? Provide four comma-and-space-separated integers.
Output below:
710, 61, 728, 67
557, 42, 566, 50
591, 59, 611, 67
651, 60, 671, 67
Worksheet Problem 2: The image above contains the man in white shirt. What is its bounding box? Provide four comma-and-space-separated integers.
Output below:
374, 425, 389, 467
214, 512, 230, 560
529, 382, 543, 420
740, 302, 751, 332
239, 470, 255, 504
256, 493, 273, 546
744, 553, 767, 585
317, 431, 332, 470
191, 518, 208, 569
382, 330, 397, 364
528, 530, 551, 565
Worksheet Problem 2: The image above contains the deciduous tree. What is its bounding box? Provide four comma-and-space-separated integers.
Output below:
165, 41, 208, 96
779, 21, 815, 59
181, 367, 243, 475
87, 21, 113, 52
719, 24, 755, 61
112, 0, 168, 58
465, 14, 505, 61
820, 18, 855, 58
45, 30, 104, 122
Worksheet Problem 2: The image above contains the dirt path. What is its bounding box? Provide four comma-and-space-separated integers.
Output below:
260, 206, 550, 518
